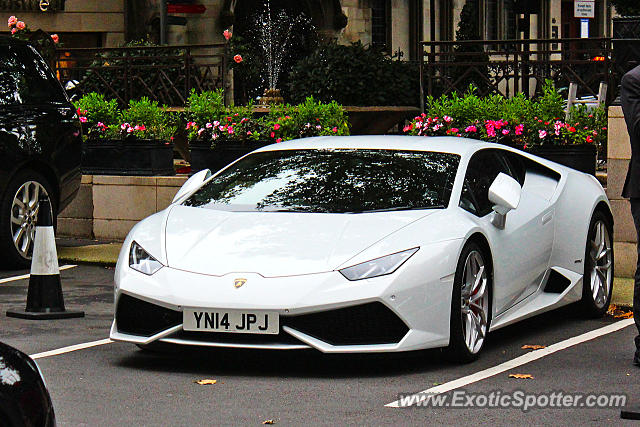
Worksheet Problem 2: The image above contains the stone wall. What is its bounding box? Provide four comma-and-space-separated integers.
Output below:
58, 175, 188, 241
0, 0, 125, 46
607, 106, 636, 277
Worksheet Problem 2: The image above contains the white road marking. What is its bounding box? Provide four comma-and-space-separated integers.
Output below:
0, 264, 77, 284
30, 338, 113, 360
385, 318, 635, 408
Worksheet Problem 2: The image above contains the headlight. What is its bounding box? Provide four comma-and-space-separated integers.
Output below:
129, 241, 163, 275
339, 247, 419, 281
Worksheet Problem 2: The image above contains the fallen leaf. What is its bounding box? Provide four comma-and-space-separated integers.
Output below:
262, 420, 277, 425
521, 344, 546, 350
194, 379, 217, 385
608, 304, 634, 318
509, 374, 534, 379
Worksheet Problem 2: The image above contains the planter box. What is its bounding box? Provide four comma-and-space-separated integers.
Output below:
82, 139, 175, 176
190, 141, 272, 173
528, 144, 597, 176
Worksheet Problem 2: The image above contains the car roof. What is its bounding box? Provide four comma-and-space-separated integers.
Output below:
254, 135, 496, 156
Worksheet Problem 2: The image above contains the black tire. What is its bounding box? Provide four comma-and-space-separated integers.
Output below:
0, 170, 56, 269
448, 241, 492, 363
581, 211, 614, 318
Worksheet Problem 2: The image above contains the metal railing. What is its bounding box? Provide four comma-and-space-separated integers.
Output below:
55, 43, 227, 106
418, 37, 628, 108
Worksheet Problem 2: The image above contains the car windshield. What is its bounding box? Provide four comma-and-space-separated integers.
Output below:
183, 149, 460, 213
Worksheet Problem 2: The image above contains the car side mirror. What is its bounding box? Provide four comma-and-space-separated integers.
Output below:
488, 173, 521, 229
172, 169, 212, 204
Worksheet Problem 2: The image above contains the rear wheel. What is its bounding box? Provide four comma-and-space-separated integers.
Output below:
581, 211, 613, 317
448, 242, 491, 363
0, 171, 55, 269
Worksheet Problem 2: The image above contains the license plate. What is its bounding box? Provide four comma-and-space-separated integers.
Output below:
183, 309, 279, 334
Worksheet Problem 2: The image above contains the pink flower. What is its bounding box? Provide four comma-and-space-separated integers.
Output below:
223, 29, 232, 40
332, 127, 338, 133
502, 129, 510, 135
443, 115, 453, 123
16, 21, 25, 30
11, 28, 16, 34
198, 128, 205, 136
276, 138, 282, 143
515, 124, 524, 135
539, 130, 547, 139
227, 128, 234, 135
205, 123, 213, 129
7, 16, 17, 27
213, 121, 220, 127
274, 123, 281, 130
270, 132, 275, 138
465, 125, 477, 133
79, 116, 87, 123
51, 34, 59, 43
450, 128, 459, 133
233, 54, 243, 64
247, 131, 252, 136
403, 124, 412, 133
586, 135, 593, 143
186, 121, 197, 130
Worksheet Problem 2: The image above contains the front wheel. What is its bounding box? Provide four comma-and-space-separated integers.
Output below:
581, 211, 614, 317
0, 171, 55, 269
448, 242, 492, 363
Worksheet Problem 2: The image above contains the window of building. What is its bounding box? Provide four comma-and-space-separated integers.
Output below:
482, 0, 518, 41
371, 0, 391, 51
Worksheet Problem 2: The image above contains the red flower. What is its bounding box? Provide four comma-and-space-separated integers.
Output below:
223, 29, 232, 41
233, 54, 243, 64
568, 126, 576, 133
274, 124, 281, 130
51, 34, 59, 44
586, 135, 593, 143
270, 132, 275, 138
276, 138, 282, 143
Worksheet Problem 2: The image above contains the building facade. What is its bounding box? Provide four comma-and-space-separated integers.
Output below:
0, 0, 616, 52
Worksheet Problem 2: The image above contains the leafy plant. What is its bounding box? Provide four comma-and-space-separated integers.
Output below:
74, 93, 119, 128
287, 41, 419, 106
184, 89, 227, 128
404, 81, 607, 149
120, 97, 175, 140
611, 0, 640, 16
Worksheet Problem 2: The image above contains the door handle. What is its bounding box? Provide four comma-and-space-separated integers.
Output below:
542, 211, 554, 225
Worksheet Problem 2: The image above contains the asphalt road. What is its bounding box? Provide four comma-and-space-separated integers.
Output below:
0, 265, 638, 426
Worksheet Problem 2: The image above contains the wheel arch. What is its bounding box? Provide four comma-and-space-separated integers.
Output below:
7, 161, 60, 210
465, 232, 494, 319
593, 200, 613, 228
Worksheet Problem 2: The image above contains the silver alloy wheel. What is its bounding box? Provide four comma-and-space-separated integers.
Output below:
10, 181, 49, 259
461, 250, 489, 354
589, 220, 613, 309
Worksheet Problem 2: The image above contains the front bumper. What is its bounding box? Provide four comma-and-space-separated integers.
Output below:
110, 239, 459, 353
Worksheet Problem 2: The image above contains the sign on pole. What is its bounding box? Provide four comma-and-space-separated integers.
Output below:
575, 0, 595, 19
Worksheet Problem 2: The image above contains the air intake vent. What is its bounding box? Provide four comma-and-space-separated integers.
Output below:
116, 294, 181, 337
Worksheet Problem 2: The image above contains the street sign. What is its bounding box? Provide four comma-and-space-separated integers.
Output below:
574, 0, 595, 18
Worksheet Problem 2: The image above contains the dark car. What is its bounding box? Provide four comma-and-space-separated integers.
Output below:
0, 341, 55, 426
0, 37, 82, 268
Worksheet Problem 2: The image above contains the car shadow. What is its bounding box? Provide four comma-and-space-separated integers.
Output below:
113, 303, 617, 379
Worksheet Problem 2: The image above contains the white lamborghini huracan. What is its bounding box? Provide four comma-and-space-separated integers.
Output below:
110, 136, 613, 361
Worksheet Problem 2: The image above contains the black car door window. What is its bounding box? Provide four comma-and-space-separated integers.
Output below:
460, 149, 512, 217
10, 45, 66, 105
0, 46, 22, 106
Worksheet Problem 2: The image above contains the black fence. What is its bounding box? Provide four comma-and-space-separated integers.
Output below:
55, 44, 227, 106
419, 37, 639, 108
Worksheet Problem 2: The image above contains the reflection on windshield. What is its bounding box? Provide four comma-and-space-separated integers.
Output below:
184, 149, 460, 213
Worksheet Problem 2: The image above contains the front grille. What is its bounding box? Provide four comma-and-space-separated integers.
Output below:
175, 330, 303, 346
283, 302, 409, 345
115, 294, 181, 337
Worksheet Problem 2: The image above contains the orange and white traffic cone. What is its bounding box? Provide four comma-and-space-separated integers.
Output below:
6, 195, 84, 320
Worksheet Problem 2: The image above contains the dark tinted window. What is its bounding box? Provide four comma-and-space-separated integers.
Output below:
460, 149, 511, 216
184, 149, 460, 213
0, 45, 66, 105
0, 46, 21, 106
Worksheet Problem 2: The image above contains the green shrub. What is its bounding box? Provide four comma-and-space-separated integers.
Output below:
74, 93, 119, 127
184, 89, 226, 128
287, 42, 419, 106
404, 82, 607, 149
611, 0, 640, 16
120, 97, 175, 140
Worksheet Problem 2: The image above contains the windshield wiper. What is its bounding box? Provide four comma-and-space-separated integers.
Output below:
345, 205, 445, 214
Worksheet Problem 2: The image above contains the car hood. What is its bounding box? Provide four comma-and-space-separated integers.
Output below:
164, 205, 435, 277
